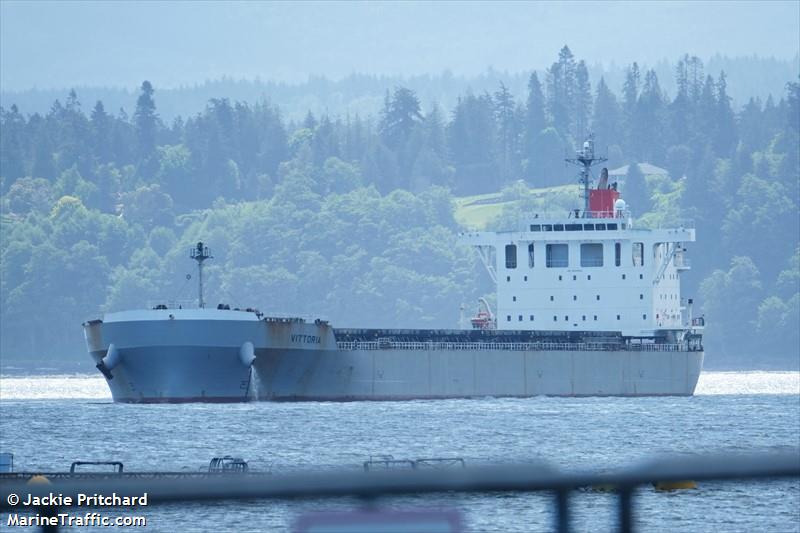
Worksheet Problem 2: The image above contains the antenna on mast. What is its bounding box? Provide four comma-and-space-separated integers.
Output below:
190, 242, 212, 308
565, 134, 607, 217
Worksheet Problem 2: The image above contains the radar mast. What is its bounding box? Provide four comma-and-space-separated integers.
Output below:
565, 134, 607, 217
190, 242, 212, 308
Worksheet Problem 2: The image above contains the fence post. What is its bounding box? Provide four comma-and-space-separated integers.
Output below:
555, 489, 570, 533
618, 487, 633, 533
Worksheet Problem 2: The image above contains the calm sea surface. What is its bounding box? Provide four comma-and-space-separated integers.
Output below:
1, 371, 798, 532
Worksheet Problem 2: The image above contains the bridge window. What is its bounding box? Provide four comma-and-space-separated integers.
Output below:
581, 243, 604, 267
505, 244, 517, 269
596, 223, 606, 230
584, 224, 595, 231
546, 244, 569, 268
607, 223, 618, 230
565, 223, 582, 231
528, 243, 535, 268
632, 242, 644, 266
542, 224, 553, 231
615, 243, 621, 266
554, 224, 564, 231
530, 224, 541, 231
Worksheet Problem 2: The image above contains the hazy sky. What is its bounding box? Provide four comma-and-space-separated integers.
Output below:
1, 0, 798, 91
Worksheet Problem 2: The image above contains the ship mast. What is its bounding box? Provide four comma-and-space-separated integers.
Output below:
565, 135, 607, 217
190, 242, 212, 308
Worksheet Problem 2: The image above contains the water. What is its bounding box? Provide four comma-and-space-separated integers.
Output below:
1, 372, 798, 532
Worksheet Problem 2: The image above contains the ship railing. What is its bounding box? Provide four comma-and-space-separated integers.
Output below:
3, 452, 797, 533
516, 209, 631, 223
515, 213, 695, 231
146, 299, 196, 310
630, 218, 696, 232
336, 341, 686, 352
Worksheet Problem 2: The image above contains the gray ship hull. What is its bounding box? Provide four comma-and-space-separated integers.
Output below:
84, 310, 703, 403
254, 347, 703, 400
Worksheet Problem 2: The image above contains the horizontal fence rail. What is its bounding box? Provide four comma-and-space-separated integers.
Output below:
1, 452, 797, 533
336, 341, 687, 352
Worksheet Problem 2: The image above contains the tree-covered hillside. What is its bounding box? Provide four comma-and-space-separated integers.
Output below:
1, 47, 798, 370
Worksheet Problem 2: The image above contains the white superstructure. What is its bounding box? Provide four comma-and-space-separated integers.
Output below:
461, 217, 694, 337
461, 137, 699, 341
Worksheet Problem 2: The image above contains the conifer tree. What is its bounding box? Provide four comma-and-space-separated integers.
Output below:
90, 101, 111, 163
134, 81, 158, 162
634, 70, 667, 163
379, 87, 422, 152
546, 46, 576, 139
494, 82, 518, 184
522, 72, 547, 182
622, 62, 640, 117
621, 62, 640, 154
574, 60, 592, 140
698, 75, 718, 141
591, 77, 620, 147
714, 72, 737, 156
670, 55, 693, 146
423, 104, 446, 159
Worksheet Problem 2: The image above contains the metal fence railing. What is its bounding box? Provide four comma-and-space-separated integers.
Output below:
336, 341, 686, 352
1, 452, 797, 533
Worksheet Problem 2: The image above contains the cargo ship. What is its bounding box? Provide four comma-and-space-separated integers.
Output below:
84, 138, 704, 402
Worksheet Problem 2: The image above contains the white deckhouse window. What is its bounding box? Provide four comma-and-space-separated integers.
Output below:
546, 244, 568, 268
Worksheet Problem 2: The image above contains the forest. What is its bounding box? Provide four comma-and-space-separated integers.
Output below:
1, 46, 798, 370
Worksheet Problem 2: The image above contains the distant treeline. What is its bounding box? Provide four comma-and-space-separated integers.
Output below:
1, 53, 797, 122
1, 46, 798, 368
